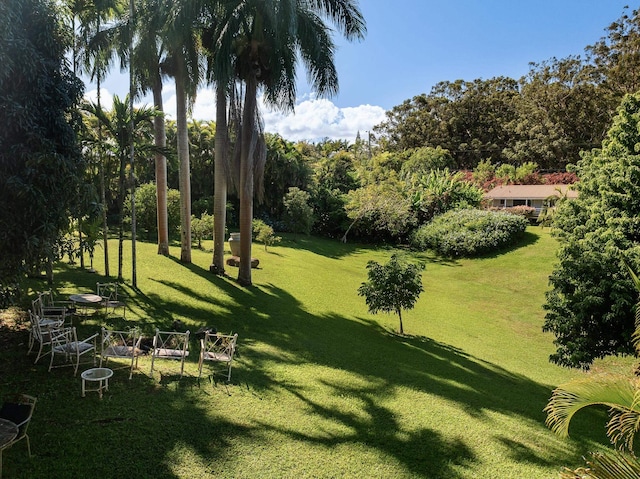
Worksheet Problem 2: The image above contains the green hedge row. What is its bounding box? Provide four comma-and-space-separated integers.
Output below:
411, 209, 528, 257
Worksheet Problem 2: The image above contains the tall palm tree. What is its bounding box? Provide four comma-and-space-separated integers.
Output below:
130, 0, 172, 256
544, 263, 640, 478
163, 0, 204, 264
206, 0, 366, 286
67, 0, 125, 277
83, 95, 160, 280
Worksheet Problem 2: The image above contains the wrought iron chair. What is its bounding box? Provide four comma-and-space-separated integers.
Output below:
39, 290, 75, 319
27, 312, 64, 364
48, 327, 98, 376
100, 328, 142, 379
0, 394, 37, 466
150, 329, 190, 377
96, 282, 126, 318
198, 332, 238, 382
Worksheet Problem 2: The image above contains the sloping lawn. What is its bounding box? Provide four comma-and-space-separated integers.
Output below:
0, 227, 616, 478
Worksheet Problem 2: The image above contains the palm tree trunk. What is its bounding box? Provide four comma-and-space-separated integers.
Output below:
118, 153, 126, 281
152, 78, 169, 255
238, 75, 257, 286
176, 65, 192, 263
211, 85, 228, 274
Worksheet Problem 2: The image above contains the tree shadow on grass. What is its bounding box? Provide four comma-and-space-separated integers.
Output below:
14, 253, 609, 478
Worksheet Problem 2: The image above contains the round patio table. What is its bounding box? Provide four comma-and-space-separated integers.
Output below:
69, 293, 103, 316
81, 367, 113, 399
0, 418, 18, 478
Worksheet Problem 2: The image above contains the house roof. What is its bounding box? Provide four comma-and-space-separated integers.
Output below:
484, 184, 579, 200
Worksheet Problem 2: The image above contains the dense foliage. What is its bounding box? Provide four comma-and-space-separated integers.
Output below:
411, 209, 528, 257
543, 92, 640, 369
375, 8, 640, 171
0, 0, 84, 296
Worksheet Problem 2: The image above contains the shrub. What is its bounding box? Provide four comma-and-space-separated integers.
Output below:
191, 213, 214, 249
127, 182, 181, 240
252, 219, 281, 251
411, 209, 528, 257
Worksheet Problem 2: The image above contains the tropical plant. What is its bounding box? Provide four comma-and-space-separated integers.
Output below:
407, 168, 484, 224
358, 253, 425, 335
163, 0, 203, 264
544, 264, 640, 478
206, 0, 366, 285
82, 95, 160, 281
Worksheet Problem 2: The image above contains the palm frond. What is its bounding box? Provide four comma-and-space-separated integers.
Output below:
544, 373, 640, 441
559, 450, 640, 479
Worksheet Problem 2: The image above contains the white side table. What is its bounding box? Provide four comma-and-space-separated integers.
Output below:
81, 367, 113, 399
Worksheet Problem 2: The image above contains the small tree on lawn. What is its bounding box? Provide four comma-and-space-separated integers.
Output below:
358, 254, 425, 335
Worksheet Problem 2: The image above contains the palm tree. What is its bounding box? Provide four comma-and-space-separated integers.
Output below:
130, 0, 172, 256
66, 0, 125, 277
82, 95, 160, 280
544, 263, 640, 478
206, 0, 366, 285
163, 0, 204, 264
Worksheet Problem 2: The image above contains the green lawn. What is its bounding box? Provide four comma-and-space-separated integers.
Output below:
0, 227, 620, 478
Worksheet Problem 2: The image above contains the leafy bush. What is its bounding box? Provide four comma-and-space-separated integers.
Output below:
252, 219, 281, 251
127, 182, 181, 240
411, 209, 528, 257
191, 213, 214, 249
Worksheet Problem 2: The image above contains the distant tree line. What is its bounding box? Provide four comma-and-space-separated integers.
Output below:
375, 7, 640, 171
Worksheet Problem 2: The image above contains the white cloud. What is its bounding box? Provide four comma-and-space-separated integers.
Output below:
84, 88, 114, 109
86, 85, 386, 144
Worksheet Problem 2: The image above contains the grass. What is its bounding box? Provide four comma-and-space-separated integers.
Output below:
0, 227, 624, 478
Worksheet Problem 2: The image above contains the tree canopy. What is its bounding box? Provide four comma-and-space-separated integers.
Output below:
0, 0, 85, 297
543, 92, 640, 369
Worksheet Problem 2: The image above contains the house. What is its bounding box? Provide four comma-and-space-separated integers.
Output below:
484, 184, 578, 218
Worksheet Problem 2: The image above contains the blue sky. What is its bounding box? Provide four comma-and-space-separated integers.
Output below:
89, 0, 633, 143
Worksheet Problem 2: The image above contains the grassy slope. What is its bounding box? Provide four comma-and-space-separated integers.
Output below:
1, 227, 617, 478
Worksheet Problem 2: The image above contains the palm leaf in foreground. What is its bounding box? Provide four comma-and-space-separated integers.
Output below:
559, 450, 640, 479
544, 374, 640, 450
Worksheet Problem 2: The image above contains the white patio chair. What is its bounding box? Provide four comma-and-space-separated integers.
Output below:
96, 282, 126, 318
48, 327, 98, 375
39, 290, 75, 318
31, 297, 67, 327
27, 312, 64, 364
100, 328, 142, 379
150, 329, 190, 377
198, 332, 238, 382
0, 394, 36, 464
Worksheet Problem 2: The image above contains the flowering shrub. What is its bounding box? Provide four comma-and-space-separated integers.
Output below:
411, 209, 528, 257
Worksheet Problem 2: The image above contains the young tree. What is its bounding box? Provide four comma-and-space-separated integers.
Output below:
358, 254, 425, 335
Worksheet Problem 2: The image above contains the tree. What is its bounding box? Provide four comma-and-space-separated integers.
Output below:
543, 92, 640, 369
163, 0, 203, 264
358, 254, 425, 335
208, 0, 366, 286
131, 0, 173, 256
343, 181, 415, 243
0, 0, 85, 294
282, 187, 314, 235
83, 96, 159, 281
543, 265, 640, 478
